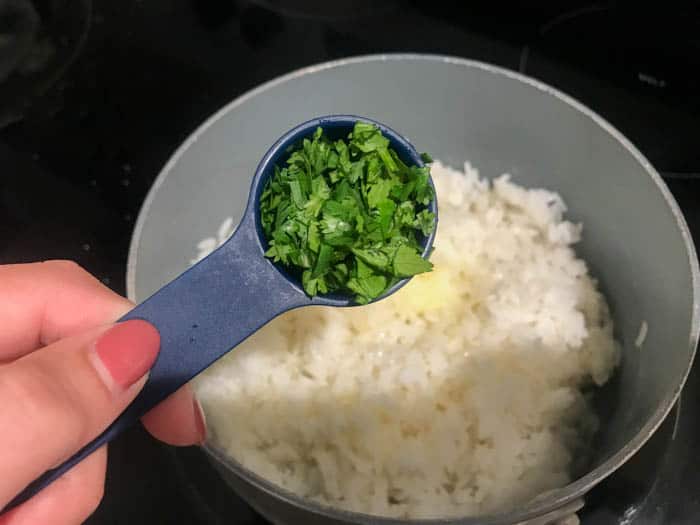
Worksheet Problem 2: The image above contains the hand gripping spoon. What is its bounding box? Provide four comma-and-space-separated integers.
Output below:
4, 115, 438, 512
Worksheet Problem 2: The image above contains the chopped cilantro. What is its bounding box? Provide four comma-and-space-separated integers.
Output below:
260, 122, 436, 303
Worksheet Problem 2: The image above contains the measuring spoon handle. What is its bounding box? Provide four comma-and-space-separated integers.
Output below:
4, 214, 305, 512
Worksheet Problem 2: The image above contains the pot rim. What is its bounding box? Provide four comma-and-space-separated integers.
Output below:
126, 53, 700, 525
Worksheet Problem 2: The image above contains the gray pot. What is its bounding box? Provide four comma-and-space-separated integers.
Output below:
126, 54, 699, 524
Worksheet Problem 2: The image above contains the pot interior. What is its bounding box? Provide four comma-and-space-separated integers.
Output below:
127, 55, 698, 523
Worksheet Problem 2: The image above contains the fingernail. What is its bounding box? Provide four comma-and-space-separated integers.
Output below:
193, 397, 207, 444
93, 320, 161, 392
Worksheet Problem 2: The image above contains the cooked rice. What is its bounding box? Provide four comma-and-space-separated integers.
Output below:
193, 161, 619, 518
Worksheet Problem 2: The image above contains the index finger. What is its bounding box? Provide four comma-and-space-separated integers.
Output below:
0, 261, 132, 360
0, 260, 204, 449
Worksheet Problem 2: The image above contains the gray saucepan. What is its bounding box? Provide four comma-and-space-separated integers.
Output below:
126, 54, 699, 524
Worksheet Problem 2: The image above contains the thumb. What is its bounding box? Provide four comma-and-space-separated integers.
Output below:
0, 320, 160, 507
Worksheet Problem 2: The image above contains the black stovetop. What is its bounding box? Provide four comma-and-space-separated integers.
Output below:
1, 2, 699, 524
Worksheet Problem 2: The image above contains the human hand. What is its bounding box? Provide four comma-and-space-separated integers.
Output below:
0, 261, 206, 525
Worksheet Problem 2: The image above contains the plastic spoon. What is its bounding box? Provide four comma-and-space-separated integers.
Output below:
4, 115, 438, 512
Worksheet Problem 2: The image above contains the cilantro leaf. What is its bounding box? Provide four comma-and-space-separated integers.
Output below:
414, 209, 436, 237
351, 247, 390, 271
260, 122, 436, 303
393, 245, 433, 277
376, 198, 396, 237
366, 178, 395, 209
347, 274, 387, 304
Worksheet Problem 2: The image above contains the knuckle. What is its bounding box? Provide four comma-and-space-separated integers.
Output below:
0, 363, 90, 449
44, 259, 86, 277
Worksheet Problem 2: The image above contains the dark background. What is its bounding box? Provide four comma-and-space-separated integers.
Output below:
1, 1, 699, 523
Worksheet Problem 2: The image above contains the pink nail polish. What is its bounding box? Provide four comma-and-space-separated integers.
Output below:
94, 320, 160, 391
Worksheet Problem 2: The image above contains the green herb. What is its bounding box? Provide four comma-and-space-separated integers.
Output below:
260, 122, 436, 304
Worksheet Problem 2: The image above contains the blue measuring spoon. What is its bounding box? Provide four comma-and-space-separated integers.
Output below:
4, 115, 438, 512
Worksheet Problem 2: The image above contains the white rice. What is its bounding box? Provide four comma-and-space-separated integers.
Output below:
190, 216, 236, 265
193, 161, 620, 519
